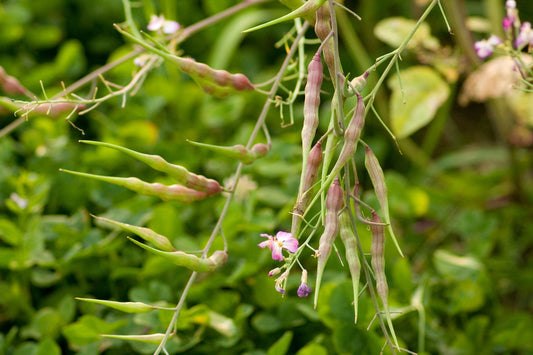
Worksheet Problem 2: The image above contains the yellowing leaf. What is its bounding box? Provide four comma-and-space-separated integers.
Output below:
388, 66, 449, 139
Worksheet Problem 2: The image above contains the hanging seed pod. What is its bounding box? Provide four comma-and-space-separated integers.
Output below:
79, 140, 222, 195
314, 177, 343, 308
187, 140, 268, 165
329, 92, 365, 179
176, 57, 254, 97
370, 211, 400, 348
101, 333, 169, 345
302, 47, 323, 161
243, 0, 327, 33
128, 237, 227, 273
75, 298, 154, 313
93, 215, 175, 252
364, 145, 404, 257
338, 209, 361, 323
314, 4, 335, 78
291, 141, 323, 237
60, 169, 209, 203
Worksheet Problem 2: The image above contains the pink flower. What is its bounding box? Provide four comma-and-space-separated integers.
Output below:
258, 231, 298, 261
474, 35, 502, 59
516, 22, 533, 48
147, 14, 180, 34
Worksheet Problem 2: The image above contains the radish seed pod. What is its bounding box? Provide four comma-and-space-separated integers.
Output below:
339, 209, 361, 323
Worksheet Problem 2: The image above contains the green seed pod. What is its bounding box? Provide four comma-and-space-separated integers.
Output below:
243, 0, 327, 33
128, 237, 227, 273
279, 0, 315, 23
338, 209, 361, 323
60, 169, 209, 203
79, 140, 222, 195
188, 140, 268, 165
314, 177, 343, 308
93, 215, 175, 252
75, 298, 154, 313
364, 145, 404, 257
291, 141, 323, 237
101, 333, 168, 345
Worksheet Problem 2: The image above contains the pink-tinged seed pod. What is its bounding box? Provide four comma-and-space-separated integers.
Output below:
314, 177, 343, 307
59, 169, 209, 203
291, 141, 323, 236
302, 49, 323, 158
93, 215, 175, 252
188, 140, 268, 165
339, 209, 361, 323
314, 5, 335, 77
213, 70, 232, 87
370, 211, 388, 309
231, 73, 255, 91
129, 236, 227, 273
330, 92, 365, 178
33, 102, 87, 119
79, 141, 223, 195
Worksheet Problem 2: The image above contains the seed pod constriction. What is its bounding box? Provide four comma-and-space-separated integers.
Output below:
79, 140, 222, 195
93, 215, 175, 252
339, 209, 361, 323
314, 177, 343, 308
128, 237, 227, 273
60, 169, 209, 203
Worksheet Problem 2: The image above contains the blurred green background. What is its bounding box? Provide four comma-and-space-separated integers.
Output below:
1, 0, 532, 354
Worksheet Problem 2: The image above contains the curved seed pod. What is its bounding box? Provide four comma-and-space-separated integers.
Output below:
279, 0, 316, 23
314, 4, 335, 78
243, 0, 327, 33
364, 145, 404, 257
314, 177, 343, 308
101, 333, 169, 345
329, 92, 365, 178
75, 298, 154, 313
79, 140, 222, 195
60, 169, 209, 203
302, 48, 323, 161
338, 210, 361, 323
370, 211, 399, 348
128, 237, 227, 273
176, 57, 254, 97
291, 141, 323, 237
93, 215, 175, 252
187, 140, 269, 165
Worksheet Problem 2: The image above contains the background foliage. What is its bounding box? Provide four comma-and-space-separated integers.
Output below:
1, 0, 532, 354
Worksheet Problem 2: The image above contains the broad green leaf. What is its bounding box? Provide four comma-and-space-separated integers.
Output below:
0, 218, 22, 246
296, 343, 328, 355
266, 331, 293, 355
35, 338, 61, 355
374, 17, 439, 50
62, 315, 127, 346
388, 66, 450, 139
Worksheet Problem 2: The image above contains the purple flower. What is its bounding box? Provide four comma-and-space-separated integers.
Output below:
147, 14, 180, 34
474, 35, 502, 59
258, 231, 298, 261
516, 22, 533, 48
297, 269, 312, 297
503, 17, 513, 31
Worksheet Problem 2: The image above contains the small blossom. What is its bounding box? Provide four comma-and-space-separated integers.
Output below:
503, 17, 514, 31
297, 269, 312, 298
516, 22, 533, 48
268, 267, 282, 277
506, 0, 516, 9
474, 35, 502, 59
133, 55, 149, 67
258, 231, 298, 261
147, 14, 180, 34
275, 270, 289, 294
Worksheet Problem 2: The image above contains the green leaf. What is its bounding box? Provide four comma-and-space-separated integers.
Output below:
388, 66, 450, 139
296, 343, 328, 355
35, 338, 61, 355
0, 218, 23, 246
62, 315, 127, 346
433, 249, 484, 282
374, 17, 439, 50
266, 331, 292, 355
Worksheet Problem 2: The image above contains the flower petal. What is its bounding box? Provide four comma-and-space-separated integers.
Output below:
163, 20, 180, 34
147, 15, 164, 31
297, 283, 312, 297
271, 244, 284, 261
258, 240, 272, 249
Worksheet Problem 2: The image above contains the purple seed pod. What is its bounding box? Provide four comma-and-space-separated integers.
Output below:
339, 209, 361, 323
302, 49, 323, 158
94, 215, 175, 252
314, 177, 343, 307
330, 92, 365, 178
314, 5, 335, 77
291, 141, 323, 236
370, 211, 388, 306
79, 141, 223, 195
59, 169, 209, 203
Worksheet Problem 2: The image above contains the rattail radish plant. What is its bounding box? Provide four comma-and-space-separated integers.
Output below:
0, 0, 463, 354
